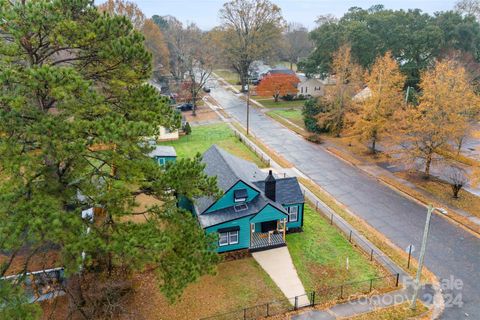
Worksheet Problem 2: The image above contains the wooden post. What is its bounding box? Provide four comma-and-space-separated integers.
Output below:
283, 218, 286, 241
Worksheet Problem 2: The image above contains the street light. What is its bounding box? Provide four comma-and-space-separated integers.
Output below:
245, 80, 250, 136
410, 204, 434, 310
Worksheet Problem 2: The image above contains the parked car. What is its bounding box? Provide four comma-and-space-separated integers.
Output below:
203, 86, 211, 93
176, 103, 193, 112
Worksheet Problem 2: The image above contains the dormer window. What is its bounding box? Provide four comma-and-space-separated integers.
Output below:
234, 189, 248, 203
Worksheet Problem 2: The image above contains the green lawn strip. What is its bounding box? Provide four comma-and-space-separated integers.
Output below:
159, 123, 266, 168
214, 69, 240, 85
287, 204, 386, 294
267, 109, 305, 128
253, 98, 306, 109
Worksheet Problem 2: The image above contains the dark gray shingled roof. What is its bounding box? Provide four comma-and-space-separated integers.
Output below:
195, 145, 266, 213
195, 145, 302, 228
253, 177, 305, 205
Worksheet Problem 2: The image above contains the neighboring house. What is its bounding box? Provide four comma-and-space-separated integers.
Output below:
353, 87, 372, 102
266, 68, 296, 77
193, 145, 305, 253
157, 125, 179, 141
298, 78, 325, 97
149, 145, 177, 165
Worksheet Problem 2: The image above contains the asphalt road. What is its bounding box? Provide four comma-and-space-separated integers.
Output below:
210, 85, 480, 320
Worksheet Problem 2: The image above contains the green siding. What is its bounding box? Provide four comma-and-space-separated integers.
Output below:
284, 203, 303, 229
205, 181, 259, 213
205, 216, 251, 253
154, 156, 176, 165
250, 204, 288, 224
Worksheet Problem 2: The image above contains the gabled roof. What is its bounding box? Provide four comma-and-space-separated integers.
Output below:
149, 145, 177, 157
253, 177, 304, 205
195, 145, 303, 228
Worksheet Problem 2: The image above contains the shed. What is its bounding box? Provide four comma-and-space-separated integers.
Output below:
149, 146, 177, 165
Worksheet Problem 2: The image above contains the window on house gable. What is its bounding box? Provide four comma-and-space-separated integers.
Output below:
234, 188, 248, 203
287, 206, 298, 222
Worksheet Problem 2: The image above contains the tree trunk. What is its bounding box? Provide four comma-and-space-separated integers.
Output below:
452, 184, 462, 199
192, 91, 197, 116
273, 94, 279, 102
424, 154, 432, 179
290, 61, 293, 70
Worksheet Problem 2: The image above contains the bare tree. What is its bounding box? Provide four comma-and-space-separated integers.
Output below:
446, 165, 468, 198
219, 0, 285, 91
161, 16, 190, 83
455, 0, 480, 19
281, 22, 313, 70
315, 14, 338, 26
183, 24, 214, 115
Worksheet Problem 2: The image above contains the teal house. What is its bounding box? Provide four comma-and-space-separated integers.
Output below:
149, 145, 177, 165
194, 145, 304, 253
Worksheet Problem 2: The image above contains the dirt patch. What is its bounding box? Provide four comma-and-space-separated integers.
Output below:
183, 104, 220, 125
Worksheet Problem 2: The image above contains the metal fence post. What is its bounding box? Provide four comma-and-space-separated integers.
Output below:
311, 291, 316, 307
369, 279, 373, 292
330, 213, 333, 225
243, 308, 246, 320
266, 303, 269, 317
349, 230, 352, 242
294, 296, 298, 310
395, 273, 400, 287
370, 249, 374, 261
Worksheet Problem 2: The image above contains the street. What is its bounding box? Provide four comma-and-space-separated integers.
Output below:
210, 84, 480, 320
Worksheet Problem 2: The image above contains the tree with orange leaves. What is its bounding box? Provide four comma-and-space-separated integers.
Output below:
350, 52, 405, 153
394, 59, 479, 177
257, 74, 299, 102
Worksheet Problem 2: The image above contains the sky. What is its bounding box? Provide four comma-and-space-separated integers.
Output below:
96, 0, 458, 30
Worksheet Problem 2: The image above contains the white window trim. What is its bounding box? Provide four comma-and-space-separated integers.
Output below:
219, 230, 239, 246
234, 197, 247, 203
288, 206, 298, 222
219, 233, 229, 246
229, 231, 239, 245
157, 157, 165, 165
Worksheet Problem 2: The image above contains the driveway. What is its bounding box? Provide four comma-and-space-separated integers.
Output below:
210, 84, 480, 320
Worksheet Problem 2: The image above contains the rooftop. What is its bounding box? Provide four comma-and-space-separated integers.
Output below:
149, 145, 177, 158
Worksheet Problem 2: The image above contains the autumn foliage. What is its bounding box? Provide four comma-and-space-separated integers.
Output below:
257, 74, 300, 102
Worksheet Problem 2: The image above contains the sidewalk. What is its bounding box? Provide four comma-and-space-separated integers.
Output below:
252, 247, 310, 307
292, 287, 432, 319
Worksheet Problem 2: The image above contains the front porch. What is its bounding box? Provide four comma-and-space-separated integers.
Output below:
249, 219, 287, 252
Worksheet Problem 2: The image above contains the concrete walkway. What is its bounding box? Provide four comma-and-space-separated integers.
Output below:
252, 247, 310, 307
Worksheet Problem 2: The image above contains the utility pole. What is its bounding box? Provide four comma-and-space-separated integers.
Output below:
410, 204, 434, 310
246, 80, 250, 136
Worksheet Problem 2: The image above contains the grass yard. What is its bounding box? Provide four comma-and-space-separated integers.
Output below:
396, 172, 480, 219
41, 258, 285, 320
214, 69, 240, 85
344, 302, 429, 320
253, 97, 307, 109
287, 204, 388, 294
267, 109, 305, 129
159, 123, 267, 168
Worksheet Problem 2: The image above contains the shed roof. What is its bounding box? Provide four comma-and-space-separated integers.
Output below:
149, 145, 177, 158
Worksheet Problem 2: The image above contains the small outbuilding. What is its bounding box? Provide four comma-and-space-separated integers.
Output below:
149, 145, 177, 165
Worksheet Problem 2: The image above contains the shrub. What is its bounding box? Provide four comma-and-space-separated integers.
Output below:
302, 98, 322, 133
307, 134, 323, 144
184, 122, 192, 135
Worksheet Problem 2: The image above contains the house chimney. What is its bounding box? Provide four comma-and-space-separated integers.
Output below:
265, 170, 276, 202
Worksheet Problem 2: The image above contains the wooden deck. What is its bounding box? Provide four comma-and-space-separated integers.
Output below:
250, 232, 286, 252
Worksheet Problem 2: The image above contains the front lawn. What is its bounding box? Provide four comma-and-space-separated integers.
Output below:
267, 109, 305, 128
253, 98, 306, 109
42, 258, 285, 320
159, 123, 267, 168
287, 204, 388, 293
214, 69, 240, 85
